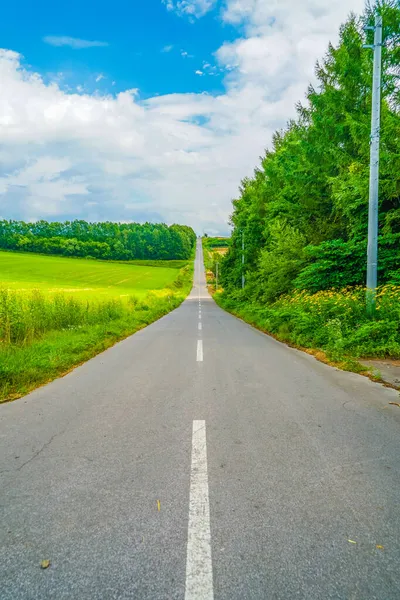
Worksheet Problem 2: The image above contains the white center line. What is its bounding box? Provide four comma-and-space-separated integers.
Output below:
196, 339, 203, 362
185, 421, 213, 600
198, 322, 202, 331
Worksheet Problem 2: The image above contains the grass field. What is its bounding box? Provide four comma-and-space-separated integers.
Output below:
0, 251, 181, 301
0, 250, 194, 402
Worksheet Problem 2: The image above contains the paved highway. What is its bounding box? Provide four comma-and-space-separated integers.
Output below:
1, 239, 400, 599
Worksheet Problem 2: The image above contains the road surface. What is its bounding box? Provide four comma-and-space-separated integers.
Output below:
1, 239, 400, 599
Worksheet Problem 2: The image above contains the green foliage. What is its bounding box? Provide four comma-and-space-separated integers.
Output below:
221, 2, 400, 303
0, 220, 196, 261
216, 285, 400, 359
202, 237, 230, 249
295, 235, 400, 292
0, 289, 122, 344
202, 238, 225, 286
253, 221, 306, 302
217, 3, 400, 359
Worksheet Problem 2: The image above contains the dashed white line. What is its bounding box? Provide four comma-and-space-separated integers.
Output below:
198, 322, 202, 331
185, 420, 213, 600
196, 340, 203, 362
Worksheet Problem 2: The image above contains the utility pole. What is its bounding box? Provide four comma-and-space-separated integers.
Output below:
365, 14, 383, 315
241, 230, 245, 289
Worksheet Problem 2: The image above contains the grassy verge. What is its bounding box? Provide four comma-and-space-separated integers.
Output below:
0, 263, 193, 402
213, 285, 400, 374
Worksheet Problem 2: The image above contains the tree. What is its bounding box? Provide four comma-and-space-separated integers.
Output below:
221, 2, 400, 301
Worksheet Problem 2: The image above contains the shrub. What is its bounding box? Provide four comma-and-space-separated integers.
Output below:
217, 285, 400, 358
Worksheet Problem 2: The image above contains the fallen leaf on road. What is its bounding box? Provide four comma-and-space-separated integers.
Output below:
389, 402, 400, 407
348, 539, 357, 544
40, 560, 51, 569
157, 500, 161, 512
376, 545, 384, 550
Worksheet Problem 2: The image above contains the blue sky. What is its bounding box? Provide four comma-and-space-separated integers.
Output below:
0, 0, 365, 234
1, 0, 233, 97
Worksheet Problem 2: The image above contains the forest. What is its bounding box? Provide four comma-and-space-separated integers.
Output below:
217, 2, 400, 361
0, 220, 196, 261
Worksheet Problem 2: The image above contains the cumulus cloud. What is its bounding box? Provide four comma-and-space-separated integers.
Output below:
1, 0, 365, 233
43, 36, 109, 49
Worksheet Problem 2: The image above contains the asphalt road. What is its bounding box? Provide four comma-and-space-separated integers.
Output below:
1, 239, 400, 599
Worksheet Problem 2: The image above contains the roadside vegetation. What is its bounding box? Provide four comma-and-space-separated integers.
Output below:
214, 2, 400, 366
202, 236, 230, 251
0, 230, 195, 402
215, 285, 400, 362
202, 237, 230, 287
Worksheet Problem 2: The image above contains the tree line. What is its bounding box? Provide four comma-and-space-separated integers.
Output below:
0, 220, 197, 261
221, 2, 400, 302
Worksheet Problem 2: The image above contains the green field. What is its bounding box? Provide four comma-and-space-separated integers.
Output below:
0, 250, 193, 402
0, 251, 181, 301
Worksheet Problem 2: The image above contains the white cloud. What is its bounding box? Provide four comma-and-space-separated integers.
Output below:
195, 70, 204, 75
162, 0, 217, 18
162, 44, 174, 53
95, 74, 105, 83
43, 36, 109, 49
181, 50, 194, 58
201, 61, 218, 75
1, 0, 365, 233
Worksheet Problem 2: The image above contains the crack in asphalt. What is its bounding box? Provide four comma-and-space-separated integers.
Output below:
16, 432, 59, 472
